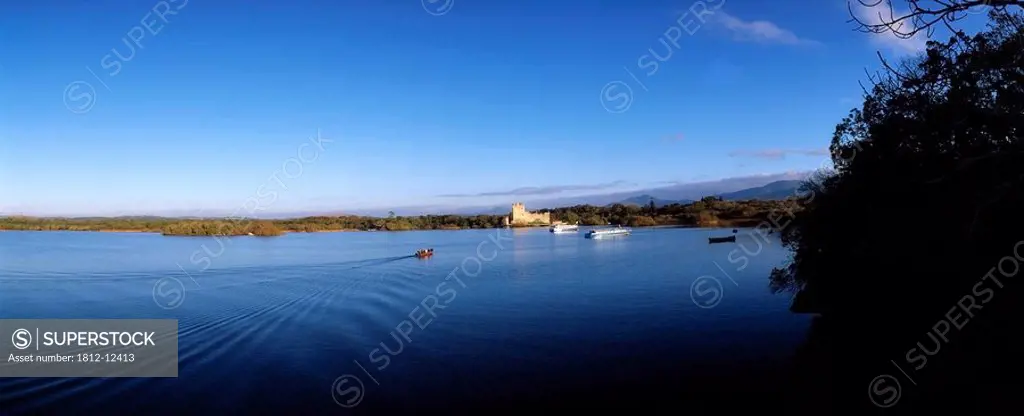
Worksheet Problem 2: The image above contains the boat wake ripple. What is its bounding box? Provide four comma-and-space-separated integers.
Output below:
0, 255, 433, 414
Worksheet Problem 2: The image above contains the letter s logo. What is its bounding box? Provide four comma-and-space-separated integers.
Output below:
600, 81, 633, 113
152, 276, 185, 309
690, 275, 724, 308
331, 375, 365, 408
868, 375, 901, 408
12, 328, 32, 350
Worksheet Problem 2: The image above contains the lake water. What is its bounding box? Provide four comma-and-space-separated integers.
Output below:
0, 227, 812, 414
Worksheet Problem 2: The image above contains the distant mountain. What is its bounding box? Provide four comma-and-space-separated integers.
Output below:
615, 194, 693, 207
716, 180, 803, 200
518, 171, 810, 209
344, 205, 509, 217
609, 180, 804, 208
437, 205, 510, 216
379, 172, 812, 216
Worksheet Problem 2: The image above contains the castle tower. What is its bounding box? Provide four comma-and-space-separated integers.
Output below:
511, 202, 526, 221
508, 202, 550, 226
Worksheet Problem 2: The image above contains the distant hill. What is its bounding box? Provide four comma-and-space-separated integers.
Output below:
519, 171, 810, 209
609, 180, 804, 207
615, 194, 693, 207
454, 205, 510, 216
716, 180, 803, 200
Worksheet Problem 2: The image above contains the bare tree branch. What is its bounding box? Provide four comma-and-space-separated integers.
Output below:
848, 0, 1023, 39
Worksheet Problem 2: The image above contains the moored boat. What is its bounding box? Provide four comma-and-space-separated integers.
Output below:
585, 226, 631, 239
708, 235, 736, 244
550, 222, 579, 233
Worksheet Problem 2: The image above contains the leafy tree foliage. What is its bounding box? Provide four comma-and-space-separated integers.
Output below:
773, 12, 1024, 320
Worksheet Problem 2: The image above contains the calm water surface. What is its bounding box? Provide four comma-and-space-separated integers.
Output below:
0, 227, 811, 414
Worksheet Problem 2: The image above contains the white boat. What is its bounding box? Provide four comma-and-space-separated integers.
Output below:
585, 225, 631, 239
550, 223, 579, 233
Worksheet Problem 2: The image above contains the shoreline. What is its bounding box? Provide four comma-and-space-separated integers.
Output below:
1, 199, 797, 236
0, 224, 761, 235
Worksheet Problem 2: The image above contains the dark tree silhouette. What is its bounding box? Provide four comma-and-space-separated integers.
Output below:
776, 10, 1024, 306
775, 11, 1024, 413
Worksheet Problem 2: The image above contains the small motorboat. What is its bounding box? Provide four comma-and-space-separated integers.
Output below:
414, 248, 434, 258
708, 235, 736, 244
550, 222, 580, 233
586, 225, 631, 239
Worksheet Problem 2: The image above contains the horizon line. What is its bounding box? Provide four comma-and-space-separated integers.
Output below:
1, 170, 815, 218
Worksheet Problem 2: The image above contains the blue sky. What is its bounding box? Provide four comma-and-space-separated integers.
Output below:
0, 0, 977, 216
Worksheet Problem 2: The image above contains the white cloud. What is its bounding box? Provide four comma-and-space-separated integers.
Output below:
438, 180, 637, 198
850, 0, 928, 55
713, 12, 821, 46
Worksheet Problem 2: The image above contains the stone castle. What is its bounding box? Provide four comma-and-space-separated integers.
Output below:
502, 202, 551, 226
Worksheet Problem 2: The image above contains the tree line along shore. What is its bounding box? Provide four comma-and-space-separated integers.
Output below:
0, 197, 802, 236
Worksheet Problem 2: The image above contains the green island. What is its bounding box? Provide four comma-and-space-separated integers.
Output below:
0, 197, 801, 236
